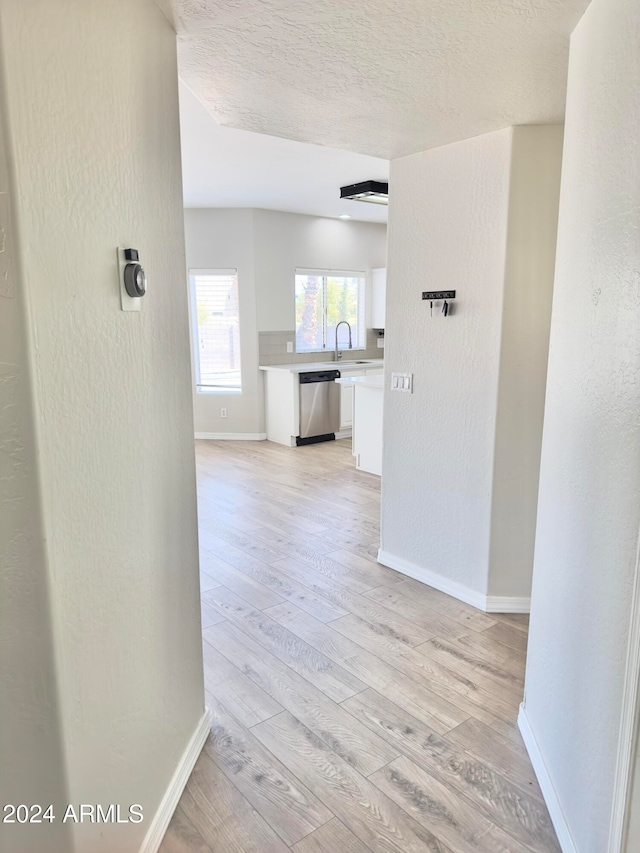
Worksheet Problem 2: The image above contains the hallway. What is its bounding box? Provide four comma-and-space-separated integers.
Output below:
161, 439, 558, 852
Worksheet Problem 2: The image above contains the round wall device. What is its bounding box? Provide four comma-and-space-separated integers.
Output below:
124, 262, 147, 298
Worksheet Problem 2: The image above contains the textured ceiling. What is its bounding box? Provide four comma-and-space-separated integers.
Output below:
163, 0, 590, 159
179, 80, 389, 221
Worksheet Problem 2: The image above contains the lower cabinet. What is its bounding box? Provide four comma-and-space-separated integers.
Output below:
339, 383, 354, 430
338, 369, 364, 431
352, 383, 383, 476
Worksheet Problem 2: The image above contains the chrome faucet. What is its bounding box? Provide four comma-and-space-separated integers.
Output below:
335, 320, 353, 361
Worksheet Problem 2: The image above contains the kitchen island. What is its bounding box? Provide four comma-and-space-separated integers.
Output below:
336, 374, 383, 475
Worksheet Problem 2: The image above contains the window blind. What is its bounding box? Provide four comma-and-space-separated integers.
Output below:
191, 271, 242, 390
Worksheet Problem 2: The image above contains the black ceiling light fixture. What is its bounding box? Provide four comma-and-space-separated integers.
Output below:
340, 180, 389, 205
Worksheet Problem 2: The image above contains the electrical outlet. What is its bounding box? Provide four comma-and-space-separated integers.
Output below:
220, 408, 227, 418
377, 337, 385, 349
287, 341, 293, 353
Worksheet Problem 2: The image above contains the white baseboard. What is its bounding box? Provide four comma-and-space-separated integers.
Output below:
139, 707, 212, 853
377, 550, 530, 614
377, 549, 487, 610
485, 595, 531, 614
194, 432, 267, 441
518, 705, 577, 853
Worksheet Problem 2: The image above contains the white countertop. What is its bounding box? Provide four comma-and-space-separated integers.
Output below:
336, 375, 384, 389
260, 359, 383, 374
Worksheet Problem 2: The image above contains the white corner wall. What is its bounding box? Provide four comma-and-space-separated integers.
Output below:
521, 0, 640, 849
381, 128, 512, 598
184, 207, 386, 435
0, 1, 205, 851
0, 48, 71, 853
488, 125, 564, 598
380, 126, 562, 608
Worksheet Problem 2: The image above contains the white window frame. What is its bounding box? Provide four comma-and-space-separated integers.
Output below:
294, 268, 367, 355
189, 268, 242, 395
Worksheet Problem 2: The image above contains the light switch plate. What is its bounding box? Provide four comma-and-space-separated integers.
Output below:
377, 338, 385, 348
287, 341, 293, 353
391, 372, 413, 393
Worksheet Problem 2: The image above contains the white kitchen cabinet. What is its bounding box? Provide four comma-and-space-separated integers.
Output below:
371, 267, 387, 329
338, 368, 365, 430
263, 368, 298, 445
336, 376, 384, 475
353, 384, 383, 475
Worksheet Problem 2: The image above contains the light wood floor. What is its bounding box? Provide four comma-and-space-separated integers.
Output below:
160, 439, 558, 853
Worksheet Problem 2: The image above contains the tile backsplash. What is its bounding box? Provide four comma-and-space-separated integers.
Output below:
259, 330, 384, 365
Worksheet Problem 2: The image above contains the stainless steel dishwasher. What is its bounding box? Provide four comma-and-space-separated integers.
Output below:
296, 370, 341, 446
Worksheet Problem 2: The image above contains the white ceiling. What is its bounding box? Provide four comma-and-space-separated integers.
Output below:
179, 80, 389, 221
165, 0, 590, 161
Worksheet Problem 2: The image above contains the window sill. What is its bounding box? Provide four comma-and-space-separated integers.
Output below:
196, 387, 243, 396
296, 347, 367, 356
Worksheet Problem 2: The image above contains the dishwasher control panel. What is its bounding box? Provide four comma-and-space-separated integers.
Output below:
299, 370, 341, 383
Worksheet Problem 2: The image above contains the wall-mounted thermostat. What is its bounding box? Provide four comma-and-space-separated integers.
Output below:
117, 247, 147, 311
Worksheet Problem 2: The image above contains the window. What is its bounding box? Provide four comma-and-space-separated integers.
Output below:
189, 269, 241, 392
295, 270, 366, 354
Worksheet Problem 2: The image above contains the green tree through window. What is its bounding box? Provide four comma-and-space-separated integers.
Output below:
295, 271, 365, 353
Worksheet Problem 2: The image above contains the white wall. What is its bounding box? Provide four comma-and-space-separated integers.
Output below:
184, 207, 386, 435
382, 128, 512, 595
381, 126, 562, 605
253, 209, 387, 332
184, 208, 263, 436
488, 125, 564, 597
522, 0, 640, 849
0, 49, 71, 853
0, 1, 205, 851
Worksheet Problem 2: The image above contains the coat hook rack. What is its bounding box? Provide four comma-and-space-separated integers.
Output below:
422, 290, 456, 317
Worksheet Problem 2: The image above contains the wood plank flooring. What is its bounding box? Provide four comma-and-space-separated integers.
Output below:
160, 439, 557, 853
